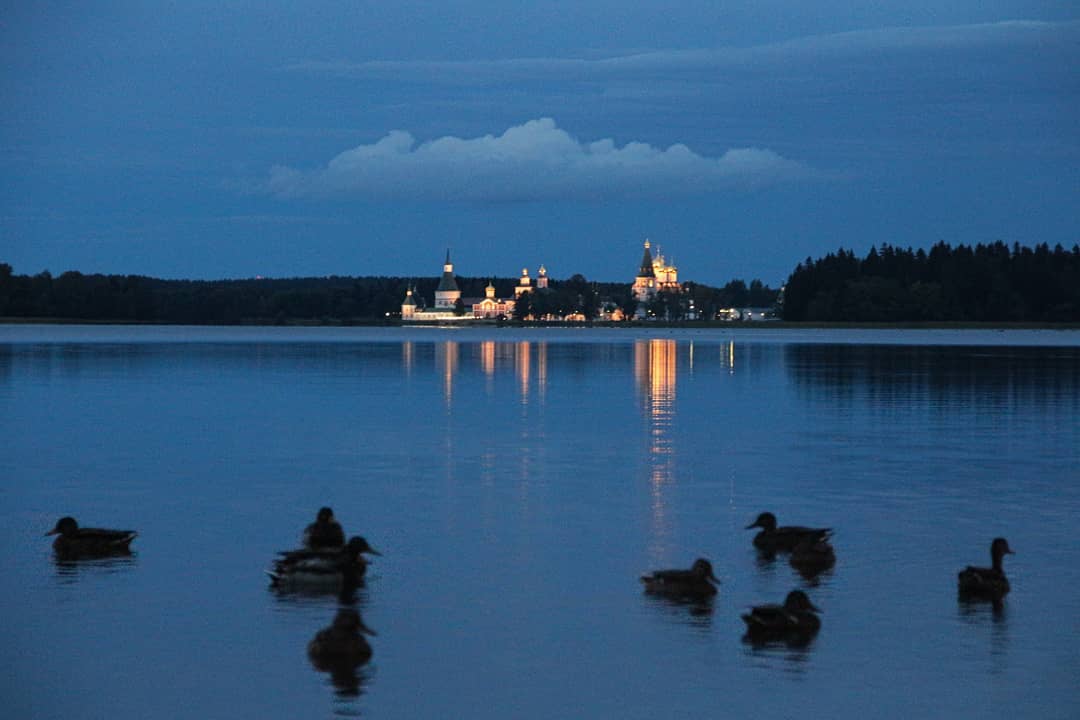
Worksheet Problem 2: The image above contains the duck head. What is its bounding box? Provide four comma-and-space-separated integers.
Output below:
991, 538, 1014, 557
691, 558, 720, 584
784, 590, 821, 613
316, 507, 335, 523
745, 512, 777, 531
990, 537, 1014, 569
345, 536, 382, 558
45, 517, 78, 537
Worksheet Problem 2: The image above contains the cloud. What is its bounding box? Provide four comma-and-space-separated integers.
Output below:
266, 118, 816, 202
285, 20, 1079, 83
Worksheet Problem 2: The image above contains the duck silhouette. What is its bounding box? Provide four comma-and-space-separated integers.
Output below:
640, 558, 720, 600
268, 536, 381, 589
958, 537, 1014, 601
745, 512, 831, 553
742, 590, 821, 645
303, 507, 346, 550
789, 536, 836, 578
45, 517, 137, 559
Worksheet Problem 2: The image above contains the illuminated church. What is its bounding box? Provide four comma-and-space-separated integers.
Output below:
631, 239, 680, 303
401, 251, 549, 321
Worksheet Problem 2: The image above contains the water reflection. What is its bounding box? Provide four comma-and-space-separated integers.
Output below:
957, 597, 1011, 675
270, 581, 369, 607
401, 341, 414, 376
635, 339, 677, 565
480, 340, 495, 379
438, 341, 458, 407
741, 641, 814, 675
52, 554, 138, 584
785, 344, 1080, 408
308, 608, 375, 701
642, 593, 715, 630
516, 341, 530, 404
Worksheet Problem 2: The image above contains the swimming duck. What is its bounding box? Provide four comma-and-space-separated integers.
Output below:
742, 590, 822, 641
745, 511, 831, 553
640, 558, 720, 599
958, 537, 1014, 600
267, 535, 381, 588
303, 507, 346, 549
45, 516, 137, 559
789, 536, 836, 578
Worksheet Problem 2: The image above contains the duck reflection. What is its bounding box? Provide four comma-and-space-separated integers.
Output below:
308, 608, 376, 698
52, 554, 138, 584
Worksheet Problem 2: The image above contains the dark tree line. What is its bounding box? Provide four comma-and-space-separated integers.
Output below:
0, 264, 708, 323
782, 242, 1080, 322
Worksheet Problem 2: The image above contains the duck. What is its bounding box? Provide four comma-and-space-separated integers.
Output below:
789, 536, 836, 577
958, 537, 1014, 600
640, 558, 720, 600
303, 507, 346, 550
308, 608, 376, 666
742, 590, 822, 642
45, 516, 137, 559
267, 535, 381, 588
745, 511, 831, 553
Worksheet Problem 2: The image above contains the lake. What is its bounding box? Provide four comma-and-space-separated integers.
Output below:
2, 325, 1079, 719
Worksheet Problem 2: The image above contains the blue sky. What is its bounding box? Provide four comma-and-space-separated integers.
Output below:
2, 2, 1077, 285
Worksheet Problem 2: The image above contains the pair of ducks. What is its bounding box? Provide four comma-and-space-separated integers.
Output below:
639, 558, 821, 642
268, 507, 382, 589
45, 508, 383, 591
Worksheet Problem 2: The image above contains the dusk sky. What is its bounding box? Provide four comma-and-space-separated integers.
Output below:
2, 3, 1077, 285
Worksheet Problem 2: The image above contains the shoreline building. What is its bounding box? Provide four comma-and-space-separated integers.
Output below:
402, 251, 551, 321
631, 239, 681, 317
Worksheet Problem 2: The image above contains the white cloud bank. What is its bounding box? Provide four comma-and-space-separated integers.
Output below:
267, 118, 814, 201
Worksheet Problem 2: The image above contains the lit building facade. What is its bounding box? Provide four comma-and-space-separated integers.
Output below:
403, 252, 551, 321
632, 239, 680, 301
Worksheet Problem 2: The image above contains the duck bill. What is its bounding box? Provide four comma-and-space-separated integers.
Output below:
44, 529, 59, 536
708, 572, 721, 584
744, 521, 760, 530
810, 603, 823, 613
365, 547, 383, 557
360, 623, 378, 637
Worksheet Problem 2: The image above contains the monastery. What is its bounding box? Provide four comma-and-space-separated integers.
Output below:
402, 240, 681, 321
401, 251, 549, 321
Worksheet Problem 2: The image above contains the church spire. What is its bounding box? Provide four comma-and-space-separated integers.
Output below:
638, 239, 655, 278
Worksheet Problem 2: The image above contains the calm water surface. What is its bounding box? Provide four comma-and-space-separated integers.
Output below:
2, 326, 1079, 719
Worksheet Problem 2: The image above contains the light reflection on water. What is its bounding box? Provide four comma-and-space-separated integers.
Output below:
2, 327, 1079, 719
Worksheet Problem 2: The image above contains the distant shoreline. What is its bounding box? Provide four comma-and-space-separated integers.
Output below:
3, 317, 1079, 331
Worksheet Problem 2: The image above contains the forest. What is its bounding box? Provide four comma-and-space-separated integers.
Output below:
0, 263, 777, 324
7, 240, 1075, 324
780, 242, 1080, 322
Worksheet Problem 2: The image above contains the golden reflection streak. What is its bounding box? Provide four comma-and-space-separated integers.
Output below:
634, 339, 678, 565
516, 341, 530, 404
440, 341, 458, 408
480, 340, 495, 377
728, 340, 735, 374
402, 340, 414, 375
536, 341, 547, 404
480, 340, 495, 395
